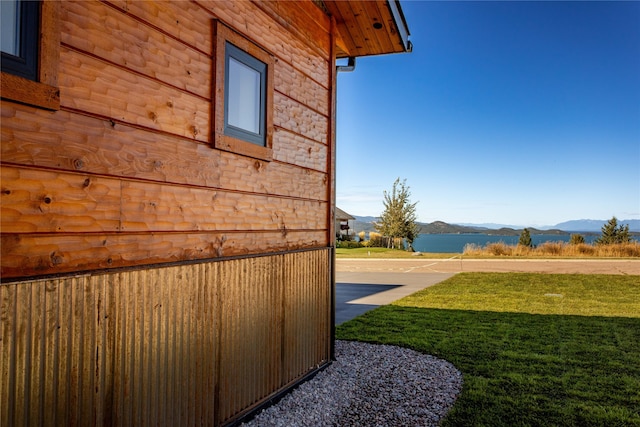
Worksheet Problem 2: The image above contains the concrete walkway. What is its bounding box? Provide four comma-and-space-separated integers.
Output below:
335, 271, 454, 325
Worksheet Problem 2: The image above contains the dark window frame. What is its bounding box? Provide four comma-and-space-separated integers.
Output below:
1, 0, 40, 81
223, 42, 268, 147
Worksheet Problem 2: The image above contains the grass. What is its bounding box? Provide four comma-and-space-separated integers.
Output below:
336, 273, 640, 426
336, 247, 459, 258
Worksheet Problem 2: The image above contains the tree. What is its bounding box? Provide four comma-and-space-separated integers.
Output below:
594, 216, 632, 245
518, 228, 533, 247
569, 233, 585, 245
374, 178, 420, 250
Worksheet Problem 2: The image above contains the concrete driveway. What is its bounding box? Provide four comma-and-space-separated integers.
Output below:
335, 271, 454, 325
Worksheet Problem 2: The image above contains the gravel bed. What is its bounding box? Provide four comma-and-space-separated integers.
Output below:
243, 340, 463, 427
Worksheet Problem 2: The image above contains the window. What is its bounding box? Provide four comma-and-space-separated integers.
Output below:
1, 0, 39, 81
213, 21, 274, 161
1, 1, 59, 110
224, 43, 267, 147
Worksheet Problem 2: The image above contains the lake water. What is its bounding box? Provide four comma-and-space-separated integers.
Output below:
412, 233, 599, 253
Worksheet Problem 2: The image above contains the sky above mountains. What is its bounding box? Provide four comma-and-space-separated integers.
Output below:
335, 1, 640, 227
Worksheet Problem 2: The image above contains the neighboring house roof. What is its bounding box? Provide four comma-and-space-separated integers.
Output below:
322, 0, 412, 58
336, 207, 355, 221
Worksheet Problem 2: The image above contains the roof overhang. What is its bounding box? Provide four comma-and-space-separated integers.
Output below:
335, 207, 355, 221
321, 0, 412, 58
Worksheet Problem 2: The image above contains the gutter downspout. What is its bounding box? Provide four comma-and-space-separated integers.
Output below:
337, 56, 356, 73
330, 55, 356, 361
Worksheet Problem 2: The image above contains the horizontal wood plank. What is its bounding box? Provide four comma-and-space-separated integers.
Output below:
106, 0, 212, 54
1, 231, 328, 278
272, 128, 328, 172
1, 103, 328, 199
1, 165, 326, 234
61, 1, 211, 99
120, 180, 326, 232
1, 166, 122, 233
274, 59, 328, 116
252, 0, 331, 58
273, 93, 328, 145
59, 47, 210, 142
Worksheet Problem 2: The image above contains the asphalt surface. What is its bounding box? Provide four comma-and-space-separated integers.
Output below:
335, 271, 455, 325
334, 257, 640, 325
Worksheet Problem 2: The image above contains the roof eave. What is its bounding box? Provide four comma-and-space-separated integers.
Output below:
321, 0, 412, 58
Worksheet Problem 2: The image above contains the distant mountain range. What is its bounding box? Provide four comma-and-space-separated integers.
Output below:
351, 216, 640, 235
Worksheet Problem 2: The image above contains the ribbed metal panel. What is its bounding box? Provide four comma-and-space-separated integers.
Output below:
217, 255, 284, 423
282, 250, 332, 383
0, 249, 331, 426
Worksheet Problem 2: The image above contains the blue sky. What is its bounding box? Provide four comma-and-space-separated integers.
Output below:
335, 0, 640, 227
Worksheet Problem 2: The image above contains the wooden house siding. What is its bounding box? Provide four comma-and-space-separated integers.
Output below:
2, 0, 333, 279
1, 1, 336, 424
1, 0, 410, 424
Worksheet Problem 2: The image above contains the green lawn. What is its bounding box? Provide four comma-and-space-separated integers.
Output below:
336, 246, 459, 258
336, 273, 640, 426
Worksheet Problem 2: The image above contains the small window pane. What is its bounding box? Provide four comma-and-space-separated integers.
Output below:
228, 57, 261, 134
1, 0, 20, 56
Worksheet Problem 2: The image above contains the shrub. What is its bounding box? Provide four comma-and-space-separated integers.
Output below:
487, 242, 511, 256
574, 243, 595, 256
461, 240, 639, 257
462, 243, 482, 256
337, 240, 362, 249
569, 234, 585, 245
536, 241, 564, 256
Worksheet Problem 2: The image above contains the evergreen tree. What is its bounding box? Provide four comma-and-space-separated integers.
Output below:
518, 228, 533, 247
374, 178, 420, 250
594, 216, 632, 245
569, 233, 585, 245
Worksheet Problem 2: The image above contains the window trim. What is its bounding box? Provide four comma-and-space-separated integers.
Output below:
213, 20, 274, 161
0, 1, 59, 111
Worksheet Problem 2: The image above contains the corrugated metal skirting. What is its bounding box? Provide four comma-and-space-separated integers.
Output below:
0, 249, 332, 426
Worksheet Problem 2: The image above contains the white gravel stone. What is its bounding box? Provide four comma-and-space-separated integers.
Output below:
242, 340, 463, 427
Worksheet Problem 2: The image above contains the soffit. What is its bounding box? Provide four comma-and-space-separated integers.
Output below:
321, 0, 411, 58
